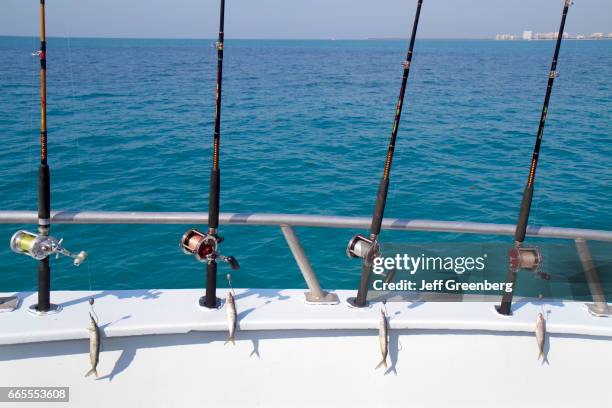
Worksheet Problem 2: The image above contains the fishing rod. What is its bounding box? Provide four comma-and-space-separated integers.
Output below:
497, 0, 572, 316
346, 0, 424, 308
180, 0, 239, 309
9, 0, 87, 314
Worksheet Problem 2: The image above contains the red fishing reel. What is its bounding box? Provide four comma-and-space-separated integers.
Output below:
180, 228, 239, 270
508, 245, 549, 280
180, 229, 219, 262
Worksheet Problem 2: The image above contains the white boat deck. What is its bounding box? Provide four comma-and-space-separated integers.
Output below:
1, 289, 610, 345
1, 289, 611, 407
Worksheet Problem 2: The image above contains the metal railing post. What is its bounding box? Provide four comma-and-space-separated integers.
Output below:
574, 238, 611, 317
280, 225, 338, 304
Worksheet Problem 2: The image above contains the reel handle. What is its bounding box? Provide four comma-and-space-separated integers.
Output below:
73, 251, 88, 266
221, 255, 240, 271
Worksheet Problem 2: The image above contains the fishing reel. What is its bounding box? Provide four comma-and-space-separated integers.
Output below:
10, 230, 87, 266
347, 234, 381, 266
508, 244, 549, 280
180, 228, 239, 270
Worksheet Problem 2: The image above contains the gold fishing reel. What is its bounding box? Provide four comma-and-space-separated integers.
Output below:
10, 230, 87, 266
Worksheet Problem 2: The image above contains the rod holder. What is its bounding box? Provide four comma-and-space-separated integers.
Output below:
28, 303, 62, 316
280, 225, 338, 304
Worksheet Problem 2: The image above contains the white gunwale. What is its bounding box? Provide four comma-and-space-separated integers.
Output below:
1, 289, 611, 346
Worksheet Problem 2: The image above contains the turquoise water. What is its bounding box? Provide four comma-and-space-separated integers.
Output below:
1, 37, 610, 294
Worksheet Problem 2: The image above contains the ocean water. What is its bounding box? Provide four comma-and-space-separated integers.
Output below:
1, 37, 610, 296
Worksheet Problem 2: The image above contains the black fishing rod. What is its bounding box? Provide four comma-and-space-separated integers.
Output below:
180, 0, 239, 309
497, 0, 572, 316
9, 0, 87, 314
346, 0, 424, 308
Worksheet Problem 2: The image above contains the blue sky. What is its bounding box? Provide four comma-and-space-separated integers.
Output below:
1, 0, 611, 39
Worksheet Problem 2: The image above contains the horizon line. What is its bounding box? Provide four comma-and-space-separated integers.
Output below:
0, 34, 495, 41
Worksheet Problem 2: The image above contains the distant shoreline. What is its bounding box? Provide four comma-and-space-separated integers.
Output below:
0, 35, 523, 41
1, 34, 611, 42
494, 38, 612, 41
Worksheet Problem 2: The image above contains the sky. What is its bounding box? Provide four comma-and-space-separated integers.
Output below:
1, 0, 611, 40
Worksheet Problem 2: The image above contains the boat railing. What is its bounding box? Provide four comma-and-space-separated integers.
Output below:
1, 210, 610, 314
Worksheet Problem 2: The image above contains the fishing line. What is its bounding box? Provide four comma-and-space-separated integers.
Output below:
530, 25, 579, 243
64, 14, 92, 292
226, 273, 235, 296
382, 299, 389, 316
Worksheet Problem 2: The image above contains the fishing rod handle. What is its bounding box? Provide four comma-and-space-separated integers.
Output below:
514, 185, 533, 243
208, 169, 220, 230
370, 178, 390, 237
38, 164, 50, 230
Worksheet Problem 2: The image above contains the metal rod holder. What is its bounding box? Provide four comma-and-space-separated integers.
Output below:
280, 225, 338, 304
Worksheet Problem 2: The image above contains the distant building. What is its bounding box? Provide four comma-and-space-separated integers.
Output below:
577, 34, 586, 40
495, 30, 576, 41
495, 34, 518, 41
609, 33, 612, 38
591, 32, 604, 39
533, 31, 569, 40
535, 32, 551, 40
